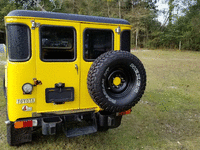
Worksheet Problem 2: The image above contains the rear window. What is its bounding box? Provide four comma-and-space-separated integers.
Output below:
84, 29, 113, 61
7, 24, 31, 61
121, 30, 130, 52
40, 26, 75, 61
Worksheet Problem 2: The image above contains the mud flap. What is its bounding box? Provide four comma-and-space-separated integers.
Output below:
97, 112, 122, 128
7, 122, 32, 146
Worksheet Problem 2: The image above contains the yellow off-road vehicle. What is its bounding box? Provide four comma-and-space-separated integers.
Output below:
3, 10, 146, 146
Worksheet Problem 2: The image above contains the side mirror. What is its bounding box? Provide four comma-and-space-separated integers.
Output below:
0, 44, 6, 53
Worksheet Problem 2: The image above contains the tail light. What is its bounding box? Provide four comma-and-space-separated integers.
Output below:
117, 109, 132, 116
14, 120, 37, 129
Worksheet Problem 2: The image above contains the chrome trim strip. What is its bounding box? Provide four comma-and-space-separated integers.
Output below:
32, 108, 97, 117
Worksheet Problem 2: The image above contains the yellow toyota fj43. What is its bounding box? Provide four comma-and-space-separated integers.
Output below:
3, 10, 146, 145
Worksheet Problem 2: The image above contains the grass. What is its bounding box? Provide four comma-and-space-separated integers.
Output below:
0, 50, 200, 149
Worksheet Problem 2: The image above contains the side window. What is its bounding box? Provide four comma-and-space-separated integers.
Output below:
40, 26, 75, 61
84, 29, 113, 61
7, 24, 31, 62
121, 30, 130, 52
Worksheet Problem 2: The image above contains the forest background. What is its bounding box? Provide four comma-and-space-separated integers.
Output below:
0, 0, 200, 51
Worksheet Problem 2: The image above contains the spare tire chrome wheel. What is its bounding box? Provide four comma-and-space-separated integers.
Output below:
87, 50, 146, 112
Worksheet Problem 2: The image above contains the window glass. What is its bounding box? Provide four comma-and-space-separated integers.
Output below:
84, 29, 113, 60
7, 24, 31, 61
121, 30, 130, 52
41, 26, 75, 61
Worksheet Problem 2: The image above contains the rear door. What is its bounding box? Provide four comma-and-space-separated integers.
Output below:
35, 19, 80, 112
80, 23, 118, 109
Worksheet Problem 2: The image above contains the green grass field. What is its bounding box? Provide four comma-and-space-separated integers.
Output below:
0, 50, 199, 150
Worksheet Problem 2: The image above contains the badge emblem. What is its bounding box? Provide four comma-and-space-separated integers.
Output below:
22, 105, 32, 111
16, 98, 35, 104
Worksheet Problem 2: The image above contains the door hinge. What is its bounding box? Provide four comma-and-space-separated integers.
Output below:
31, 20, 40, 30
115, 26, 121, 34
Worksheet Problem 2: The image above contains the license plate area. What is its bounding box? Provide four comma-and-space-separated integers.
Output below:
45, 87, 74, 103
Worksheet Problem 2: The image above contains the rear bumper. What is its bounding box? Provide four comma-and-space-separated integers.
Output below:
6, 111, 122, 136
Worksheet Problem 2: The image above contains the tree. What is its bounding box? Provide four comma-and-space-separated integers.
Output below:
0, 0, 23, 43
0, 0, 160, 49
168, 0, 174, 25
124, 0, 158, 48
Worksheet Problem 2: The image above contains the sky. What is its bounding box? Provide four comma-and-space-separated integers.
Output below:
156, 1, 169, 24
156, 0, 196, 25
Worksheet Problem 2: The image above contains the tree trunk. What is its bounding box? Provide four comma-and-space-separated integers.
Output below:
107, 0, 110, 17
119, 0, 121, 18
136, 29, 139, 49
33, 0, 46, 11
73, 0, 75, 13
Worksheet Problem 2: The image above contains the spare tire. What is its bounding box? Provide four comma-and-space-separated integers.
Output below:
87, 50, 146, 112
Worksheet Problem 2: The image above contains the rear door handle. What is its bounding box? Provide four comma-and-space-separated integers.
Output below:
75, 64, 78, 74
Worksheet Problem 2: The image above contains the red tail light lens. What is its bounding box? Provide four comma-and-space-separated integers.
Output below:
117, 109, 132, 116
